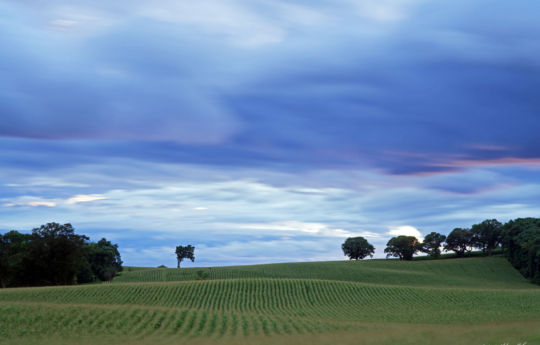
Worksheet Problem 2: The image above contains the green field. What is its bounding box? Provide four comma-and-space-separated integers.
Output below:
1, 257, 539, 345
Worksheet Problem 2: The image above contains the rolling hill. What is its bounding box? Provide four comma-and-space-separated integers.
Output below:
1, 256, 539, 345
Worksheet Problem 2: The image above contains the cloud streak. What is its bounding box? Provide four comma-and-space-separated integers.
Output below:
1, 0, 539, 265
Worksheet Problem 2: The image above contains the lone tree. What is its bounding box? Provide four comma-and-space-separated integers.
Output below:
444, 228, 473, 257
384, 235, 419, 261
419, 232, 447, 258
342, 236, 375, 260
175, 245, 195, 268
471, 219, 502, 255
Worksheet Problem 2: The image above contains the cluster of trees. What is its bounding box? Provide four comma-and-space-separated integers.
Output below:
342, 218, 540, 284
502, 218, 540, 284
0, 223, 122, 288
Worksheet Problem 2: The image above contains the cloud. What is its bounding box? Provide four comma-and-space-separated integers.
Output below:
1, 0, 540, 266
66, 194, 107, 204
3, 201, 57, 207
1, 0, 540, 175
387, 225, 424, 241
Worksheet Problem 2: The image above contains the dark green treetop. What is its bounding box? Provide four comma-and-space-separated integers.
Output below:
342, 236, 375, 260
384, 235, 419, 261
420, 232, 447, 258
175, 245, 195, 268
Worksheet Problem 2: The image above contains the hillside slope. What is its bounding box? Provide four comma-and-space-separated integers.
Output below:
115, 256, 532, 289
1, 257, 539, 345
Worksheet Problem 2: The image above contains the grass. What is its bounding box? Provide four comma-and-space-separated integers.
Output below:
114, 256, 531, 289
1, 256, 539, 345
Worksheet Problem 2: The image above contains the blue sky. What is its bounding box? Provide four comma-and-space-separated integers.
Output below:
1, 0, 540, 267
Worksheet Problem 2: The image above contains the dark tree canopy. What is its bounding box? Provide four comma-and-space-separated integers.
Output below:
79, 238, 123, 283
0, 231, 31, 288
471, 219, 503, 255
175, 245, 195, 268
1, 223, 123, 287
384, 236, 419, 261
444, 228, 473, 257
420, 232, 447, 258
342, 237, 375, 260
26, 223, 89, 286
501, 218, 540, 284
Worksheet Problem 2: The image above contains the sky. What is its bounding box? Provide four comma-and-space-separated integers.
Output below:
1, 0, 540, 267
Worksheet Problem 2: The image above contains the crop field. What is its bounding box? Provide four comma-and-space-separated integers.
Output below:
117, 256, 532, 288
1, 257, 539, 345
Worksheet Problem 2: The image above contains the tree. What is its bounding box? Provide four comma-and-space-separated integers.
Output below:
419, 232, 446, 258
501, 218, 540, 284
342, 237, 375, 260
1, 224, 123, 287
471, 219, 502, 255
26, 223, 89, 285
0, 231, 31, 288
84, 238, 123, 282
384, 236, 419, 261
175, 245, 195, 268
444, 228, 473, 257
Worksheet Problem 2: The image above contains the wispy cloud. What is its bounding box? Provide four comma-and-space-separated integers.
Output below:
1, 0, 539, 265
3, 200, 57, 208
66, 194, 107, 204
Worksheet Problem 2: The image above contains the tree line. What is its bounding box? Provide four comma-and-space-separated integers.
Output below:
342, 217, 540, 284
0, 223, 123, 288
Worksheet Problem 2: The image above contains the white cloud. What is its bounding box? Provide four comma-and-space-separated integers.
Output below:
234, 221, 383, 239
66, 194, 107, 204
387, 225, 423, 241
3, 201, 57, 207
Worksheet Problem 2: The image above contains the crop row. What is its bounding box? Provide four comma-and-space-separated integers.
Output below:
115, 257, 531, 289
1, 279, 539, 323
0, 303, 346, 340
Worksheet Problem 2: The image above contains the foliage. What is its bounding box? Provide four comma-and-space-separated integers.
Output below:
419, 232, 446, 258
341, 237, 375, 260
501, 218, 540, 284
0, 231, 31, 288
175, 245, 195, 268
444, 228, 473, 257
384, 236, 419, 260
471, 219, 503, 255
1, 223, 122, 287
24, 223, 89, 286
79, 238, 123, 283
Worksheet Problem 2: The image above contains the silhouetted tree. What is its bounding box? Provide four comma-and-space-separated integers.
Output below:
26, 223, 89, 285
342, 237, 375, 260
0, 231, 31, 288
175, 245, 195, 268
471, 219, 503, 255
419, 232, 447, 258
1, 224, 123, 287
384, 236, 419, 260
83, 238, 123, 282
501, 218, 540, 284
444, 228, 473, 257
